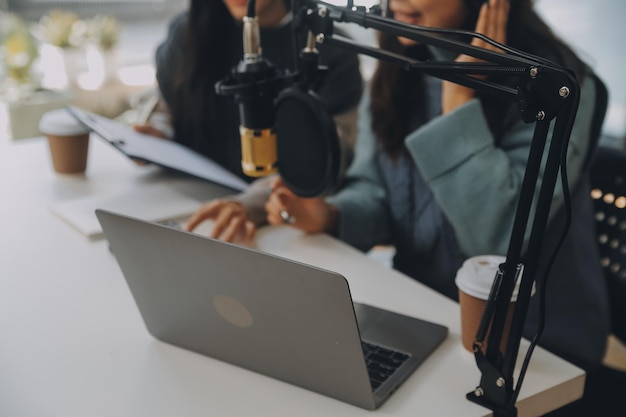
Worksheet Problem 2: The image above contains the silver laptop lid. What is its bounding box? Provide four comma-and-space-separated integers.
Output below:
97, 209, 377, 409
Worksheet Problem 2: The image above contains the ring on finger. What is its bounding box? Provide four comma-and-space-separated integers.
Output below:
279, 209, 296, 225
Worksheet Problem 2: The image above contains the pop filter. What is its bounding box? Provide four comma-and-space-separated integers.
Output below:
275, 87, 343, 197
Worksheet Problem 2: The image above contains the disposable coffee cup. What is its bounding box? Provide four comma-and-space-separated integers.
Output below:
455, 255, 521, 354
39, 109, 90, 174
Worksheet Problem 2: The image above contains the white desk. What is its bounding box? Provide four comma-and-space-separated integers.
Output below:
0, 136, 584, 417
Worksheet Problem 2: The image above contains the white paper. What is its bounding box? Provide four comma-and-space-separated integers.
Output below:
51, 184, 201, 239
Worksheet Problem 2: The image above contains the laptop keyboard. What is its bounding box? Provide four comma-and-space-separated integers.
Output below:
361, 341, 411, 392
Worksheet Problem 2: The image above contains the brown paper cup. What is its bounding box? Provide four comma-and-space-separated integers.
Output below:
40, 108, 91, 174
46, 133, 90, 174
459, 289, 515, 354
455, 255, 522, 355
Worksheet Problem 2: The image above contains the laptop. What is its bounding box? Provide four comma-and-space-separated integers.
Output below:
96, 209, 448, 410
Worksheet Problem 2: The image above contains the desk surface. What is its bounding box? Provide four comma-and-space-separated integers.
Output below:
0, 136, 584, 417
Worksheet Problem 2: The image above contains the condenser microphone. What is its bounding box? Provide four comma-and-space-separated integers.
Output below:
216, 1, 344, 197
238, 13, 277, 177
217, 10, 283, 178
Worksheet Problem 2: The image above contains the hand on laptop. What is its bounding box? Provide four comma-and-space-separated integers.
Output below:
265, 177, 339, 234
185, 199, 256, 244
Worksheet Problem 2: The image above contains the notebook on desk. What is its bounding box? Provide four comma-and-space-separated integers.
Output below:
96, 209, 448, 410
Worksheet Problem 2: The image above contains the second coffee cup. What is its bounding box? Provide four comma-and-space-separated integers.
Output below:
455, 255, 521, 354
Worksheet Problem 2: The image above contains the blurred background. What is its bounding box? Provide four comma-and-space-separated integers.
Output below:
0, 0, 624, 148
0, 0, 187, 141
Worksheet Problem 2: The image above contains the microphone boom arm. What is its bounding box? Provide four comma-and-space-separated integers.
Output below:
295, 2, 581, 416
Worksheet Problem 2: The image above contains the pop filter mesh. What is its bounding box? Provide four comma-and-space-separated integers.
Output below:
275, 88, 341, 197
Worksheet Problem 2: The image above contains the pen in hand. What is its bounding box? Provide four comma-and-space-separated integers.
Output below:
132, 94, 169, 139
135, 94, 160, 126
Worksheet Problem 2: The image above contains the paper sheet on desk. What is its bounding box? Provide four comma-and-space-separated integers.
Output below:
51, 184, 200, 239
66, 106, 249, 192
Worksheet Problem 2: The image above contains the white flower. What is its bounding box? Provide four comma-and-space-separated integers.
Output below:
87, 15, 120, 51
38, 10, 85, 48
1, 12, 39, 83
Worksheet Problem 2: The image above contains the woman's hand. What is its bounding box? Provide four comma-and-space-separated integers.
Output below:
442, 0, 510, 114
185, 200, 256, 244
265, 177, 338, 234
133, 124, 168, 139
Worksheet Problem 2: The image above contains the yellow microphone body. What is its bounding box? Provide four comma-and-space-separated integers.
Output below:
240, 126, 278, 177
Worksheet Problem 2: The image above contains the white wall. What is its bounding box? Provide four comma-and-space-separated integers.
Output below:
535, 0, 625, 142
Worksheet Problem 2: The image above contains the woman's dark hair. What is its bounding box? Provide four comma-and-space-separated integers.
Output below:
370, 0, 588, 156
169, 0, 236, 155
168, 0, 291, 156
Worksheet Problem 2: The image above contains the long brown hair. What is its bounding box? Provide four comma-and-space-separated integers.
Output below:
168, 0, 237, 154
370, 0, 588, 156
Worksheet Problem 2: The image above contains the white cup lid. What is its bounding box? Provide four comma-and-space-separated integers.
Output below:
455, 255, 524, 301
39, 108, 90, 136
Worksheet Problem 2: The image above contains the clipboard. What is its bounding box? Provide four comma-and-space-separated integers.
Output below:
66, 106, 249, 192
